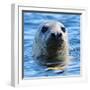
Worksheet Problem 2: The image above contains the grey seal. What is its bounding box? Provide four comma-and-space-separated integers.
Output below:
32, 20, 69, 71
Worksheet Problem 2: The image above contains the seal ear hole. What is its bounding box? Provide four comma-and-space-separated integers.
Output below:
41, 26, 49, 33
61, 27, 66, 33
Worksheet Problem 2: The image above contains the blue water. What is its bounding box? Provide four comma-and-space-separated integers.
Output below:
23, 12, 80, 78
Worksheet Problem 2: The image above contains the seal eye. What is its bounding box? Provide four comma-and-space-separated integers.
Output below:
41, 26, 48, 33
61, 27, 66, 33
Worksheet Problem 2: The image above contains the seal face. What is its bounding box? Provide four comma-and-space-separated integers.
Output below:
32, 21, 69, 70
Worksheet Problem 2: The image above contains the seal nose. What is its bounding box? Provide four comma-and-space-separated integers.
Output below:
51, 33, 56, 38
51, 33, 62, 39
57, 33, 62, 38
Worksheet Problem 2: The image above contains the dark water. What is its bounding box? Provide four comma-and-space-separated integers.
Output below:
23, 12, 80, 78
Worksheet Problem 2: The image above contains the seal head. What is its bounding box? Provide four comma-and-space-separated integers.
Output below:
32, 21, 69, 70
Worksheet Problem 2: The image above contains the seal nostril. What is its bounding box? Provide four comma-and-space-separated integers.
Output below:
57, 33, 62, 38
51, 33, 56, 38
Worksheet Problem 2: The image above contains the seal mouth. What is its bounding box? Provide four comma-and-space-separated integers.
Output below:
46, 37, 64, 56
46, 37, 63, 48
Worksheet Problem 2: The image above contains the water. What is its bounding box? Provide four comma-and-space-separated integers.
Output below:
23, 11, 80, 78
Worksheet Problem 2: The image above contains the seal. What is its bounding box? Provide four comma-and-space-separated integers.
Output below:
32, 20, 69, 71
